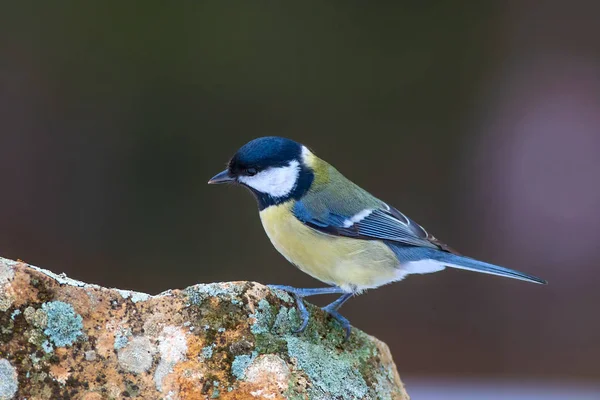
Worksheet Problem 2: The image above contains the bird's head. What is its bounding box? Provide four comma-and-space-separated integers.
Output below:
208, 137, 315, 209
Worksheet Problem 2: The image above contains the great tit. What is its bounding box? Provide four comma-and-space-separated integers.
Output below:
209, 136, 546, 339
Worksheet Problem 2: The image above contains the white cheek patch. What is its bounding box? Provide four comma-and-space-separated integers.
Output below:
238, 160, 300, 198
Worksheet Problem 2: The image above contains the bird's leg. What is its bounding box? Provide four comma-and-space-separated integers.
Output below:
321, 293, 354, 340
322, 292, 353, 312
267, 285, 346, 333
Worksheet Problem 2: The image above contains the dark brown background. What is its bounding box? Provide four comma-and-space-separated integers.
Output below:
1, 1, 599, 390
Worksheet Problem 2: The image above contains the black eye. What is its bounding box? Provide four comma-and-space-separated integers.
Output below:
246, 168, 257, 176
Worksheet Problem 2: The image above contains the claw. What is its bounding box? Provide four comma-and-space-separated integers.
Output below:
268, 285, 311, 333
322, 306, 352, 341
267, 285, 349, 337
291, 294, 310, 333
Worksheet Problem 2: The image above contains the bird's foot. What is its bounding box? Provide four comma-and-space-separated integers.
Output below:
267, 285, 346, 334
267, 285, 310, 333
321, 304, 352, 341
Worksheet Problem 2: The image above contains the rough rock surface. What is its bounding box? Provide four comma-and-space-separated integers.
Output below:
0, 257, 409, 400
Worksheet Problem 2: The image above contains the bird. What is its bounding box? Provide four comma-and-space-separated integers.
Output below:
208, 136, 546, 339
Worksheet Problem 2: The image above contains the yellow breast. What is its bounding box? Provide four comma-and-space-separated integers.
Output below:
259, 202, 400, 292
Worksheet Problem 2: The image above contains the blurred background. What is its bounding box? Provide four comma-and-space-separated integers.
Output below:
1, 2, 599, 399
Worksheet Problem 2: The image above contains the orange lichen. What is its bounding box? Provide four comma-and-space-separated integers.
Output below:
49, 364, 70, 384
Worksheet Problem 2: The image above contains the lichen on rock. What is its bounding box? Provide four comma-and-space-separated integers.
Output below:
0, 359, 18, 400
117, 336, 156, 374
154, 326, 188, 391
231, 351, 258, 380
0, 256, 409, 399
41, 301, 83, 347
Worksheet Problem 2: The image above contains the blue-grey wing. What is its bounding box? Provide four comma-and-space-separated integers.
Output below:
293, 198, 456, 252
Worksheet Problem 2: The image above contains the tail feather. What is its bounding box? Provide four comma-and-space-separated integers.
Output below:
433, 252, 547, 285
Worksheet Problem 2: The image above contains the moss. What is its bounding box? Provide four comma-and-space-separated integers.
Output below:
41, 301, 83, 347
284, 379, 311, 400
254, 334, 286, 355
124, 380, 141, 397
0, 309, 14, 344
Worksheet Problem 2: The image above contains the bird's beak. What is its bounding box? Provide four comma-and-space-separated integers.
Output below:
208, 169, 235, 184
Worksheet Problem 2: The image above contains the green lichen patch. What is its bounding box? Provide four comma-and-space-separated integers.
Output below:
230, 351, 257, 380
114, 327, 132, 350
272, 306, 301, 336
249, 299, 273, 335
185, 283, 244, 306
286, 336, 368, 399
41, 301, 83, 347
41, 340, 53, 354
10, 309, 20, 320
373, 364, 401, 400
248, 289, 399, 399
0, 298, 12, 313
269, 287, 294, 304
26, 329, 46, 348
247, 298, 286, 355
251, 304, 299, 355
23, 306, 47, 329
201, 344, 214, 360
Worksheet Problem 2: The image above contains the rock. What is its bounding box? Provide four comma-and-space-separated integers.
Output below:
0, 256, 409, 399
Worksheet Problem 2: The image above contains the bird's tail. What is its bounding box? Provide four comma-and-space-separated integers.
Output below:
431, 252, 547, 285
